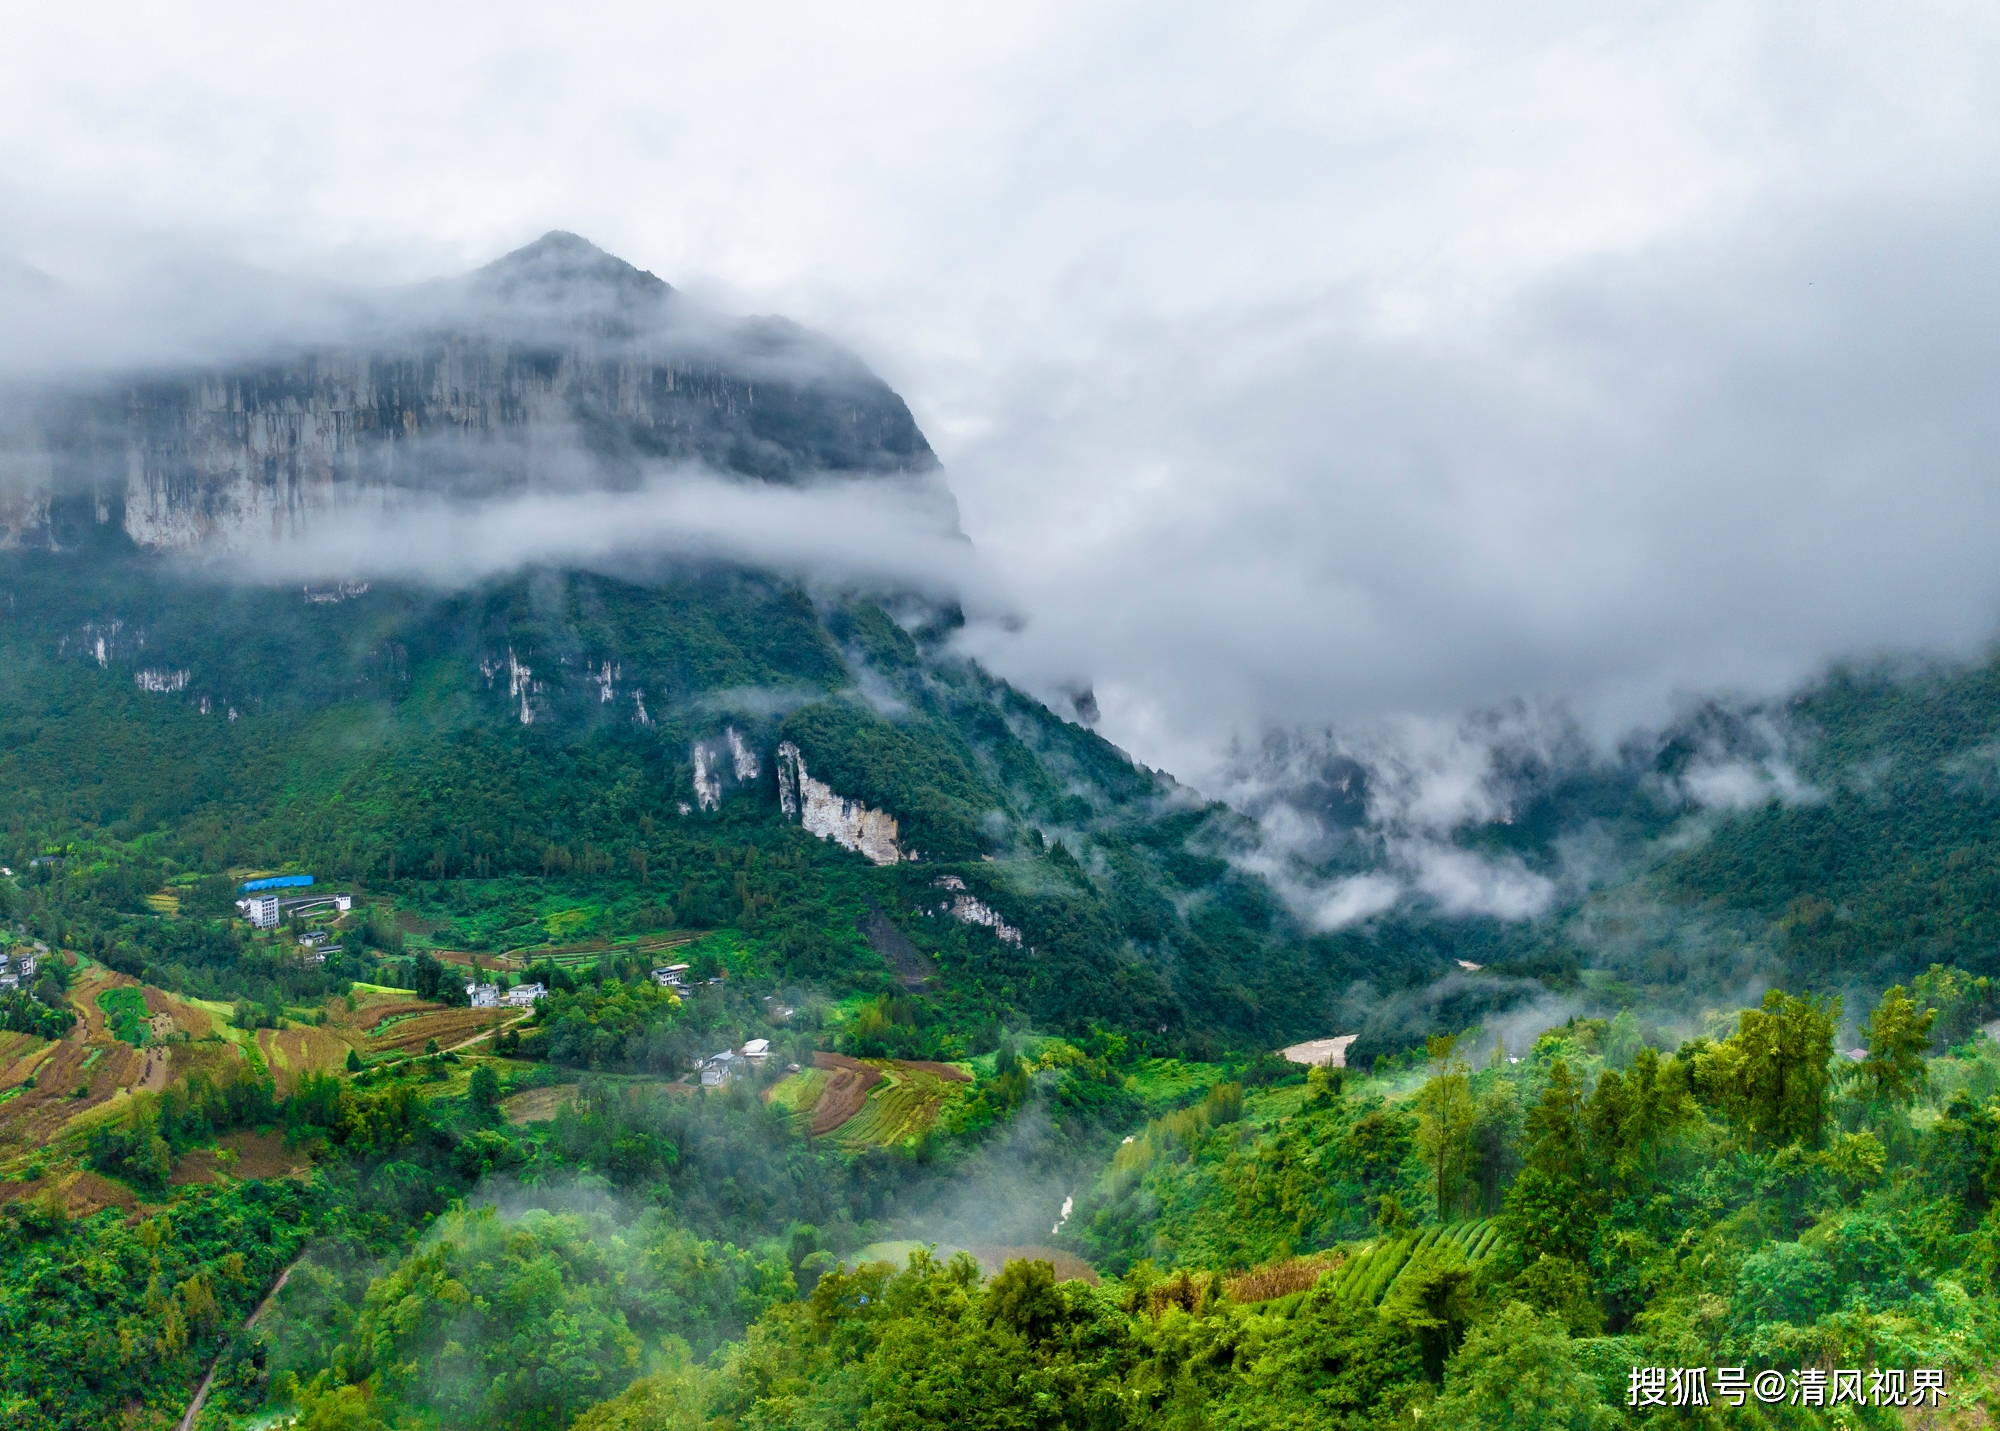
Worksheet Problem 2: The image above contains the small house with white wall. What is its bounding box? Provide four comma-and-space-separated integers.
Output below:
701, 1050, 749, 1087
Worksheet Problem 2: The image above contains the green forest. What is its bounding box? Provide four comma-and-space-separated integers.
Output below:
7, 543, 2000, 1428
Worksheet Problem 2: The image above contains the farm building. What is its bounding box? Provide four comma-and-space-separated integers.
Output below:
701, 1051, 750, 1087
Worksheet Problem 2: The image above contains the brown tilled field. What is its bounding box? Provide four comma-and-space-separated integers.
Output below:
257, 1024, 364, 1091
367, 1007, 512, 1056
141, 986, 217, 1040
356, 996, 448, 1032
167, 1127, 313, 1186
809, 1052, 884, 1135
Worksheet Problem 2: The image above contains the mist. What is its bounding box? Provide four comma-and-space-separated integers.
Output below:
8, 0, 2000, 807
202, 464, 995, 609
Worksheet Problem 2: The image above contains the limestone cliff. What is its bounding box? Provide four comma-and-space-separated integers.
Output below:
0, 232, 940, 551
774, 740, 903, 865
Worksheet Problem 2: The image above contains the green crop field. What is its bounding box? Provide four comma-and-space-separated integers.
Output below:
765, 1068, 828, 1131
95, 987, 150, 1047
828, 1063, 969, 1149
1328, 1220, 1498, 1308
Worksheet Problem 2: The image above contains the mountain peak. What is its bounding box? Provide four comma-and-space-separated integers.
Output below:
473, 230, 672, 302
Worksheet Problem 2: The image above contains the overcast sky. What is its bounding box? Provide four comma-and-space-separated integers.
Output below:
5, 1, 2000, 783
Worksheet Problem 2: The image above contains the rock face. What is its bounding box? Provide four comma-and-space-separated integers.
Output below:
691, 726, 762, 812
775, 741, 902, 865
932, 875, 1024, 946
0, 232, 939, 551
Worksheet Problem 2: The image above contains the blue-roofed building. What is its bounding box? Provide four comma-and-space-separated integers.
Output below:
240, 874, 314, 894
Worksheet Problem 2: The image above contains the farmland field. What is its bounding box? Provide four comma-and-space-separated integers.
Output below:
366, 1006, 515, 1056
766, 1053, 972, 1146
96, 986, 150, 1046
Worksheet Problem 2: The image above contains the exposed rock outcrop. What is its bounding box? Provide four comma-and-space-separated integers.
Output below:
932, 875, 1023, 946
479, 649, 539, 725
775, 740, 902, 865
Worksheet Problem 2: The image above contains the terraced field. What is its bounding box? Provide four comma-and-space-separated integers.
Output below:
365, 1006, 512, 1056
256, 1023, 365, 1091
768, 1054, 972, 1147
502, 1083, 579, 1124
1328, 1220, 1501, 1307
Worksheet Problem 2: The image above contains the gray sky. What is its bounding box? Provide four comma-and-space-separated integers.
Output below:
6, 1, 2000, 784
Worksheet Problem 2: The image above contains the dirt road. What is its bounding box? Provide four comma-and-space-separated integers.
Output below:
177, 1261, 298, 1431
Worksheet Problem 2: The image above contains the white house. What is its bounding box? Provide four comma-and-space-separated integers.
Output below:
740, 1038, 771, 1060
467, 982, 500, 1009
504, 982, 546, 1008
701, 1050, 749, 1087
653, 963, 690, 988
240, 894, 281, 929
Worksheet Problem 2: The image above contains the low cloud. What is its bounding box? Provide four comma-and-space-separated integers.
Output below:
1216, 703, 1582, 928
203, 463, 1002, 610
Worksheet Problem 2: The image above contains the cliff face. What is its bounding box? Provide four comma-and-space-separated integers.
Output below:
0, 233, 938, 552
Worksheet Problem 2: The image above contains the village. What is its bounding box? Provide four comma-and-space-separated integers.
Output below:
236, 872, 781, 1091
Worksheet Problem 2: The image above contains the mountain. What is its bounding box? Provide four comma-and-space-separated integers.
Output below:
0, 235, 1466, 1060
0, 232, 938, 552
2, 233, 1995, 1070
11, 234, 2000, 1431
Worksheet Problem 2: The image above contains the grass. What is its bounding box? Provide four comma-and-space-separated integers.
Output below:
766, 1068, 828, 1130
1126, 1058, 1228, 1115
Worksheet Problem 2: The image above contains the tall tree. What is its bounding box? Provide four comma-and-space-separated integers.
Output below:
1858, 984, 1936, 1110
1501, 1060, 1597, 1267
1416, 1034, 1476, 1221
1704, 990, 1839, 1149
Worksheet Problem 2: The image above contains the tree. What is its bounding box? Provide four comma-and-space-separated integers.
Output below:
568, 1370, 705, 1431
469, 1063, 501, 1116
1857, 984, 1935, 1110
345, 1048, 363, 1074
1416, 1034, 1475, 1220
1501, 1060, 1597, 1267
1425, 1302, 1616, 1431
1379, 1241, 1478, 1382
1705, 990, 1839, 1149
984, 1258, 1067, 1344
